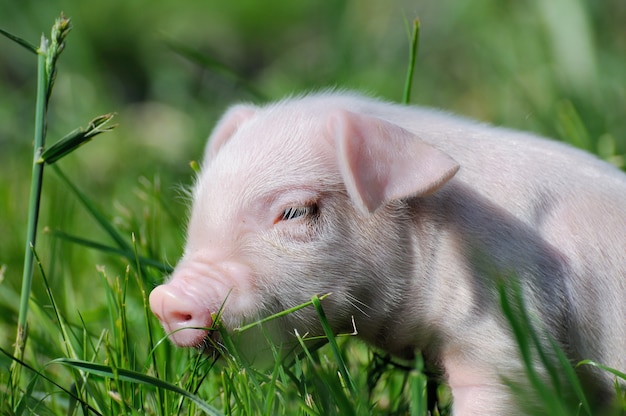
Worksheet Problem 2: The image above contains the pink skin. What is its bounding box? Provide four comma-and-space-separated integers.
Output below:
149, 91, 626, 414
149, 253, 257, 347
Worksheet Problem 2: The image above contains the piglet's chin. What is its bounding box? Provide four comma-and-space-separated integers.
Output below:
166, 327, 212, 348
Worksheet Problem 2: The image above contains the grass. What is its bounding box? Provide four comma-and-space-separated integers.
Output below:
1, 3, 625, 415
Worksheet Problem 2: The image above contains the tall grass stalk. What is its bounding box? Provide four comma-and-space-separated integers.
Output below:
9, 15, 72, 395
12, 29, 57, 395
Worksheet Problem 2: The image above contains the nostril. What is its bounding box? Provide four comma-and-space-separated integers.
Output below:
150, 286, 196, 323
162, 302, 198, 326
149, 284, 213, 347
174, 312, 193, 323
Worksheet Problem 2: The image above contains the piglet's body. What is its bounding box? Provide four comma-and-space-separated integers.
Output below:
149, 92, 626, 415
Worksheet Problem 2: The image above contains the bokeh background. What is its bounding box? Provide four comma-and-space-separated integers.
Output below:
1, 0, 625, 348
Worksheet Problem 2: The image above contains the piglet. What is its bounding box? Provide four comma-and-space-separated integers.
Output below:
149, 91, 626, 415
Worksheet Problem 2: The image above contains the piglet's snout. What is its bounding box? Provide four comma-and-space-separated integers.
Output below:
149, 283, 213, 347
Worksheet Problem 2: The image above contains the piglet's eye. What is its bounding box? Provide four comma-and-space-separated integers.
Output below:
279, 205, 317, 222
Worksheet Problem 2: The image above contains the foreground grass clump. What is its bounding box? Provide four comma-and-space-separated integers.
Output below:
1, 256, 437, 415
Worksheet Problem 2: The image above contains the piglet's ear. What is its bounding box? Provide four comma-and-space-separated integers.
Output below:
204, 104, 257, 161
329, 110, 460, 214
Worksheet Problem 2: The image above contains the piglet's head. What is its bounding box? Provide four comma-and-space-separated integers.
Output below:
149, 97, 459, 360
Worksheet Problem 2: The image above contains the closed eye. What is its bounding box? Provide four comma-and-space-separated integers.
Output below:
277, 204, 318, 222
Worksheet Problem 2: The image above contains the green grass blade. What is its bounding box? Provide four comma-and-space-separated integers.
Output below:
48, 228, 173, 273
402, 18, 420, 104
190, 160, 201, 173
13, 34, 49, 385
14, 371, 44, 416
31, 244, 79, 360
235, 293, 330, 333
54, 358, 224, 416
506, 278, 565, 397
499, 280, 550, 407
499, 278, 577, 415
409, 353, 428, 416
164, 37, 266, 101
577, 360, 626, 382
0, 27, 38, 53
548, 337, 591, 415
51, 164, 131, 251
498, 280, 534, 371
132, 233, 167, 416
556, 100, 591, 150
40, 113, 117, 164
288, 331, 348, 415
310, 294, 357, 399
262, 360, 282, 415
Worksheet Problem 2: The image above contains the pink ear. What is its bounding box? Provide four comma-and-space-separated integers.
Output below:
329, 110, 460, 214
204, 104, 257, 161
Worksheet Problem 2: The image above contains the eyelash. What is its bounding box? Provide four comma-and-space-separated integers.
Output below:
279, 204, 318, 222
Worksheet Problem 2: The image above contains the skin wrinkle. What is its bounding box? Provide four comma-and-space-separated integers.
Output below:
530, 189, 560, 228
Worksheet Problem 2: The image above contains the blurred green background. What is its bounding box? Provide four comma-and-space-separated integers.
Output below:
0, 0, 624, 347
